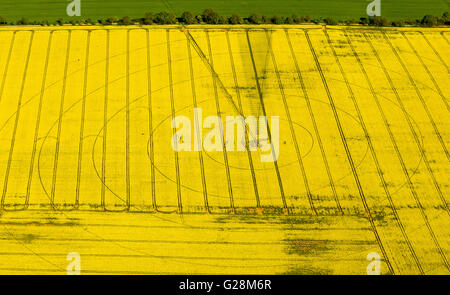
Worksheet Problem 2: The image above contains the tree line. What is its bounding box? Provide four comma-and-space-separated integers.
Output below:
0, 9, 448, 27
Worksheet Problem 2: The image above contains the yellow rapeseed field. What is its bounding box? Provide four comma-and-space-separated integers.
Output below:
0, 25, 448, 274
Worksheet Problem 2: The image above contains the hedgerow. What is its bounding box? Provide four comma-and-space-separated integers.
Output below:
0, 9, 448, 27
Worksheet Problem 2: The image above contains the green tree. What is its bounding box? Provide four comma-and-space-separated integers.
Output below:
262, 15, 271, 24
218, 15, 228, 24
271, 14, 284, 24
391, 19, 405, 27
107, 16, 118, 24
285, 16, 295, 24
142, 12, 154, 25
229, 14, 243, 24
154, 11, 177, 24
248, 13, 263, 24
443, 12, 449, 21
443, 12, 450, 25
370, 16, 389, 26
421, 15, 438, 27
16, 17, 30, 25
359, 17, 369, 25
291, 14, 304, 24
0, 16, 7, 25
202, 8, 219, 24
195, 15, 203, 23
181, 11, 197, 24
121, 16, 132, 25
405, 17, 415, 25
324, 17, 337, 25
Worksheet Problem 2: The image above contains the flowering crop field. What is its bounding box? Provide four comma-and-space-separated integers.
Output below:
0, 25, 448, 274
